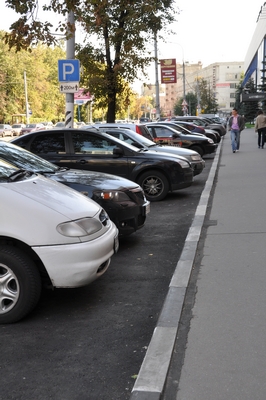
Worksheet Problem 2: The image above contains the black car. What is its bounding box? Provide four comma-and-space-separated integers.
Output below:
144, 123, 218, 157
157, 121, 220, 143
11, 128, 194, 202
0, 140, 150, 236
93, 126, 205, 176
171, 116, 226, 137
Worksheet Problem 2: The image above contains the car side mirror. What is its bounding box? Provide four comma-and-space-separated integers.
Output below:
113, 146, 123, 156
172, 133, 179, 139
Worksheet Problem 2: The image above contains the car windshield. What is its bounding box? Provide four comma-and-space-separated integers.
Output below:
0, 124, 4, 129
0, 159, 20, 181
0, 142, 58, 173
25, 124, 36, 128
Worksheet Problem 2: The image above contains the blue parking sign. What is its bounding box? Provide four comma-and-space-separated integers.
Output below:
58, 59, 80, 82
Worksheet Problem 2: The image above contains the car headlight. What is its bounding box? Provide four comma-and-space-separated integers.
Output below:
57, 217, 102, 237
207, 138, 214, 143
94, 190, 131, 202
191, 154, 202, 161
177, 159, 191, 168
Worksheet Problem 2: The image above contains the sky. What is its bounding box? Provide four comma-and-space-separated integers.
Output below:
2, 0, 265, 91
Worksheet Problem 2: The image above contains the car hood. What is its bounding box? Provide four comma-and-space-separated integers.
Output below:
50, 169, 139, 191
7, 173, 101, 219
150, 145, 201, 157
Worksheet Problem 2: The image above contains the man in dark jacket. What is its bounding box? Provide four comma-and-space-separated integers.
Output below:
228, 108, 245, 153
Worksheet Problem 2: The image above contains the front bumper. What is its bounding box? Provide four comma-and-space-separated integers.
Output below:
33, 222, 119, 287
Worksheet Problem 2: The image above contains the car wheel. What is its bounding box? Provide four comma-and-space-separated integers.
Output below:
138, 170, 169, 202
0, 246, 42, 324
190, 145, 204, 157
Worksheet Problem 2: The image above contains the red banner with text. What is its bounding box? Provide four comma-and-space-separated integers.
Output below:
160, 59, 177, 84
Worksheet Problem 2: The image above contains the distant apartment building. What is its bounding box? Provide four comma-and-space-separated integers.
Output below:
141, 61, 244, 117
163, 61, 244, 116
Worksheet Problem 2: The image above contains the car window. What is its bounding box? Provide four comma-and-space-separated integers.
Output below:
30, 133, 66, 154
152, 126, 175, 137
104, 130, 134, 145
72, 132, 117, 154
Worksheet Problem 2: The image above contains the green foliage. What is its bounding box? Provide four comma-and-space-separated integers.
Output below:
196, 78, 218, 113
4, 0, 179, 122
241, 77, 259, 122
0, 30, 66, 122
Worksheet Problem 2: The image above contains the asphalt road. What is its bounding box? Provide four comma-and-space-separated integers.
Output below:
0, 149, 215, 400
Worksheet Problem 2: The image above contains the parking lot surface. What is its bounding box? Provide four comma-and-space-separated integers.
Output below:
0, 141, 215, 400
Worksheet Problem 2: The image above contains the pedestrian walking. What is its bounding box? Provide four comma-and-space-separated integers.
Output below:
255, 109, 266, 148
228, 108, 245, 153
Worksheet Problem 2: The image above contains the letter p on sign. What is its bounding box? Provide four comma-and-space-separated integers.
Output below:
58, 59, 80, 82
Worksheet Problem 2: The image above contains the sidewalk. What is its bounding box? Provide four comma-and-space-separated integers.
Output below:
130, 128, 266, 399
176, 128, 266, 400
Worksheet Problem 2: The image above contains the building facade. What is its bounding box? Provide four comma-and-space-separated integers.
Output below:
243, 3, 266, 94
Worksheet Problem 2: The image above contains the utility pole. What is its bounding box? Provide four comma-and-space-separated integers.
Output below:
24, 71, 29, 124
154, 32, 160, 120
65, 11, 75, 128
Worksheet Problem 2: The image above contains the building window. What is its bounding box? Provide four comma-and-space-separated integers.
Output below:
230, 83, 236, 88
230, 93, 236, 98
230, 102, 235, 107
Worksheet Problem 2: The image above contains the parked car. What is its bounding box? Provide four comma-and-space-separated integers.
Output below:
40, 121, 54, 130
20, 123, 45, 135
171, 116, 226, 137
0, 141, 150, 236
92, 126, 205, 176
144, 122, 218, 157
11, 123, 26, 136
11, 128, 194, 202
92, 122, 153, 140
0, 158, 118, 323
76, 122, 86, 128
54, 121, 65, 128
0, 124, 14, 137
158, 121, 221, 143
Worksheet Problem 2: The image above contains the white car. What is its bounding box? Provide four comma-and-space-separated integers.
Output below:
11, 123, 26, 136
0, 159, 119, 323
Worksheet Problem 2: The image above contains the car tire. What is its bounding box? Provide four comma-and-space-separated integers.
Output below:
138, 170, 169, 202
0, 246, 42, 324
190, 145, 204, 157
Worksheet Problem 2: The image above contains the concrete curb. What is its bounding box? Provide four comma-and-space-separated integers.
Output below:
129, 139, 223, 400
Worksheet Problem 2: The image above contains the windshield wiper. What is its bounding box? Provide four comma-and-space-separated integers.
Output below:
8, 169, 34, 182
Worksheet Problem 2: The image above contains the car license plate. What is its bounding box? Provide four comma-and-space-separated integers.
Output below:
114, 233, 119, 253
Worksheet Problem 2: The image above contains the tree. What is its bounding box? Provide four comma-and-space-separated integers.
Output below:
0, 30, 66, 123
5, 0, 179, 122
196, 78, 218, 114
241, 77, 259, 123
